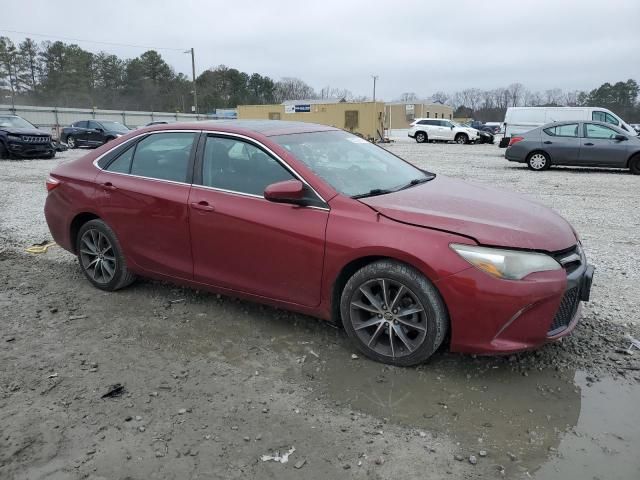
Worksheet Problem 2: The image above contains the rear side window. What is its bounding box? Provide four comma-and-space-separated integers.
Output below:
106, 132, 196, 182
592, 111, 619, 126
543, 123, 579, 137
74, 121, 88, 128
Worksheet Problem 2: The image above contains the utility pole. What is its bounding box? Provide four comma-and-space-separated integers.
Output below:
185, 48, 198, 115
372, 75, 378, 103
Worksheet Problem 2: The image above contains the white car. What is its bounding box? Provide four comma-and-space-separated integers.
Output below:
408, 118, 480, 144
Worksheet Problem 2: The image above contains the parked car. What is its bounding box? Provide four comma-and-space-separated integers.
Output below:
0, 115, 55, 159
500, 106, 638, 147
468, 120, 498, 134
408, 118, 480, 144
463, 123, 494, 144
484, 122, 503, 134
60, 120, 130, 148
630, 123, 640, 134
44, 121, 594, 366
505, 120, 640, 173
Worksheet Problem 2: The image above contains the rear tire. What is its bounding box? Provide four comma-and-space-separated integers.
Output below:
455, 133, 468, 144
630, 155, 640, 175
527, 151, 551, 171
76, 219, 136, 291
340, 260, 448, 366
0, 142, 8, 160
415, 132, 427, 144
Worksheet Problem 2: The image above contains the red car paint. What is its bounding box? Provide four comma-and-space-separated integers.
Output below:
44, 121, 588, 355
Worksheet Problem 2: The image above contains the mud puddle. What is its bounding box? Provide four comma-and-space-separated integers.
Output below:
129, 283, 640, 478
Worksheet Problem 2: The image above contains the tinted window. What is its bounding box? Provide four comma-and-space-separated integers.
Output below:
440, 121, 451, 127
74, 121, 88, 128
202, 136, 293, 196
106, 145, 135, 173
584, 123, 619, 139
129, 132, 195, 182
417, 120, 429, 125
592, 111, 618, 126
88, 121, 102, 130
544, 123, 579, 137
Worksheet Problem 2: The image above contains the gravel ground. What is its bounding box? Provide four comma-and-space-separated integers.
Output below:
1, 142, 640, 479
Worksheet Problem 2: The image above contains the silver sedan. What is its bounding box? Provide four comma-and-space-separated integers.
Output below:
505, 120, 640, 174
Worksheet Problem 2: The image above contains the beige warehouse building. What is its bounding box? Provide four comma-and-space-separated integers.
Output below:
385, 102, 454, 130
238, 100, 385, 140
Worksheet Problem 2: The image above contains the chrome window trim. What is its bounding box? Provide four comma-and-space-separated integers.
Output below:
190, 184, 330, 212
92, 129, 329, 208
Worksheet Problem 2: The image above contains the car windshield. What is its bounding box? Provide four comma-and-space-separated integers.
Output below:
0, 116, 37, 129
271, 130, 434, 198
99, 121, 129, 132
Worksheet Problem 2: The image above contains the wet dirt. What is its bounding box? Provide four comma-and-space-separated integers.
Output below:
2, 250, 638, 479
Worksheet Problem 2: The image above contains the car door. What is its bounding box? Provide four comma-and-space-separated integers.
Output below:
87, 121, 106, 145
188, 133, 329, 307
96, 131, 198, 279
541, 123, 581, 164
439, 120, 455, 141
579, 123, 629, 167
72, 121, 89, 143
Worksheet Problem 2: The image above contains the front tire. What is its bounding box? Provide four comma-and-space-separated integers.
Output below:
455, 133, 468, 144
77, 219, 136, 291
0, 142, 8, 159
66, 135, 76, 149
415, 132, 427, 144
340, 260, 448, 366
527, 151, 551, 171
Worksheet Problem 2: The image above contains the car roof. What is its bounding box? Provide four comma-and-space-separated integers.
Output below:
141, 120, 339, 137
541, 120, 626, 131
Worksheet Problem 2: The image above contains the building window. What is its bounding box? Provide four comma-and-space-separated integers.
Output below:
449, 114, 452, 119
435, 113, 438, 119
345, 110, 359, 130
268, 112, 281, 120
426, 112, 430, 118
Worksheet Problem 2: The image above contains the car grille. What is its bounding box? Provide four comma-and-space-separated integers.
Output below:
551, 244, 582, 274
21, 135, 50, 144
548, 286, 580, 335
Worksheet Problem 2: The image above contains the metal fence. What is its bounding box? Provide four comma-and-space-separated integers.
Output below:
0, 104, 210, 139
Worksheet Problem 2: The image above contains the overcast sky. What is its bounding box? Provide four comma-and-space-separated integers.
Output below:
3, 0, 639, 99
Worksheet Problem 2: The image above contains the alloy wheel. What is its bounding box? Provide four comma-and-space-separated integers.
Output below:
349, 278, 428, 358
456, 134, 467, 144
416, 132, 426, 143
79, 229, 116, 284
529, 153, 547, 170
67, 136, 76, 148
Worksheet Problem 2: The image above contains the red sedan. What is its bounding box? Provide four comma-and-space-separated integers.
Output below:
44, 121, 594, 366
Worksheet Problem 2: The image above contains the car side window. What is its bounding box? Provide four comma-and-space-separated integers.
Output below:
88, 121, 102, 130
129, 132, 196, 182
440, 121, 451, 127
592, 111, 618, 126
74, 121, 88, 129
584, 123, 618, 139
418, 120, 429, 125
106, 145, 135, 173
201, 136, 294, 196
544, 123, 579, 137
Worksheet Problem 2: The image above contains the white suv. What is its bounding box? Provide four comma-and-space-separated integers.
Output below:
408, 118, 480, 144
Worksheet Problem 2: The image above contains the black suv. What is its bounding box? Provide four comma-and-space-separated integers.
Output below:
0, 115, 55, 159
60, 120, 130, 148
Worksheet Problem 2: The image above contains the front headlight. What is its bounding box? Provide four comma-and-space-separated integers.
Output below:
450, 244, 561, 280
7, 134, 21, 141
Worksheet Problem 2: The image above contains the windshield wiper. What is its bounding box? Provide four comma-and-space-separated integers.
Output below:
351, 188, 395, 199
398, 174, 436, 190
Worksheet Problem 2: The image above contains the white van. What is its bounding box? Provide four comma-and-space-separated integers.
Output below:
499, 107, 638, 147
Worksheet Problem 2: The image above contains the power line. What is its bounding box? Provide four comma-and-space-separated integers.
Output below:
0, 28, 187, 52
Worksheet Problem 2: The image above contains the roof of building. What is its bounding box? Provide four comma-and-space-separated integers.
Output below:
281, 98, 345, 105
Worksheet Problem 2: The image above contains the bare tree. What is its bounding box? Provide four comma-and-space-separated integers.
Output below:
507, 83, 525, 107
273, 77, 317, 103
430, 91, 449, 104
544, 88, 563, 106
398, 92, 418, 102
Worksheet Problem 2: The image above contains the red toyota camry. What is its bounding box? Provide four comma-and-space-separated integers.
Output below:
44, 121, 594, 366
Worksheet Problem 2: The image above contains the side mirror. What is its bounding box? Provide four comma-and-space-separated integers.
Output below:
614, 134, 627, 141
450, 125, 454, 129
264, 179, 305, 205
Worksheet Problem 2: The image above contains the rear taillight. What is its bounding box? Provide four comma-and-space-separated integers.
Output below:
508, 136, 524, 146
46, 176, 60, 192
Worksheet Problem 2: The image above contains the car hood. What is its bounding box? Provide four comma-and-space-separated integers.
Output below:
1, 127, 50, 136
358, 176, 576, 252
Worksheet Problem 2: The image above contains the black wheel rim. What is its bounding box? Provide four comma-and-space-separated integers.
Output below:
67, 136, 75, 148
79, 229, 116, 284
350, 278, 428, 358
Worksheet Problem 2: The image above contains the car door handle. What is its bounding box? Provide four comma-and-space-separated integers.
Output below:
190, 201, 215, 212
102, 182, 117, 191
584, 142, 594, 146
543, 141, 553, 144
